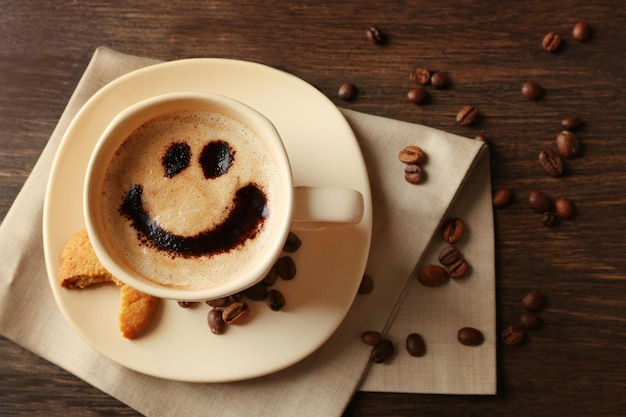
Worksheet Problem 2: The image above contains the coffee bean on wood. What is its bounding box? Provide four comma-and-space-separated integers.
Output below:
539, 149, 564, 176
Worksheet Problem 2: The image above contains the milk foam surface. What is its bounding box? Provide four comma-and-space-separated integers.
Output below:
102, 110, 283, 290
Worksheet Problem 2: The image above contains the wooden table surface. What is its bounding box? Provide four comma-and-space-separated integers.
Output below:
1, 1, 625, 416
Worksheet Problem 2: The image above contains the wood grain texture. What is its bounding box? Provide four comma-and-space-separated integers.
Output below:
1, 1, 625, 416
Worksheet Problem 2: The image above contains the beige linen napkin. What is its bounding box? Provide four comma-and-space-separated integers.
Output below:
0, 47, 494, 417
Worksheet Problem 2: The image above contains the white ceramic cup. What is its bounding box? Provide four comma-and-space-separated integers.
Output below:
84, 92, 363, 301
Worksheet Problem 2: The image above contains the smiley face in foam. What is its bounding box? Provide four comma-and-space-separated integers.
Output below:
101, 110, 282, 290
120, 139, 268, 257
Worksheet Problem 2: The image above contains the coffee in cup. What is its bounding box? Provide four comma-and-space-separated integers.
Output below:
85, 92, 363, 301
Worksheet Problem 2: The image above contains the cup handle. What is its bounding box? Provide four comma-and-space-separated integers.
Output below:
292, 186, 364, 230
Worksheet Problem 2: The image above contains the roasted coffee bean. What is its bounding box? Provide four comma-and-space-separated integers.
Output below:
493, 187, 514, 207
407, 88, 429, 105
522, 290, 546, 312
208, 308, 226, 334
556, 131, 579, 159
430, 71, 450, 89
474, 134, 487, 143
266, 289, 285, 311
358, 274, 374, 294
528, 190, 551, 213
361, 330, 383, 346
539, 149, 564, 176
572, 21, 591, 41
542, 32, 562, 52
520, 311, 541, 330
338, 82, 356, 101
262, 265, 279, 286
406, 333, 426, 357
283, 232, 302, 253
521, 81, 543, 100
449, 258, 469, 279
372, 339, 395, 363
276, 256, 296, 280
541, 211, 556, 227
457, 327, 484, 346
456, 105, 478, 126
404, 164, 423, 184
438, 245, 459, 266
243, 282, 268, 301
418, 264, 448, 287
222, 301, 249, 324
398, 145, 425, 164
561, 116, 582, 131
205, 297, 232, 308
177, 301, 196, 308
501, 325, 524, 346
366, 25, 385, 45
555, 197, 575, 219
442, 217, 464, 243
410, 67, 431, 85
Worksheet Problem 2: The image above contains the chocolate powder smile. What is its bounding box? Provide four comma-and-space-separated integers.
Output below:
120, 182, 268, 258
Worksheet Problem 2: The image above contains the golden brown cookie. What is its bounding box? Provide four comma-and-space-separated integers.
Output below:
119, 285, 160, 339
58, 229, 123, 288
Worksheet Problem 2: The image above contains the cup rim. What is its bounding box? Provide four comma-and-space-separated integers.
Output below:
84, 91, 294, 301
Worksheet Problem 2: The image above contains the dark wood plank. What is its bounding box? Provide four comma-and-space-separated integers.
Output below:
1, 1, 625, 415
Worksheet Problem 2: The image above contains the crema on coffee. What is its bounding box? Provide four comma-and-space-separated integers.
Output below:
101, 110, 283, 290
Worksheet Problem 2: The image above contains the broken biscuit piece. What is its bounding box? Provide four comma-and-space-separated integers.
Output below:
119, 284, 159, 339
59, 229, 160, 339
58, 229, 122, 288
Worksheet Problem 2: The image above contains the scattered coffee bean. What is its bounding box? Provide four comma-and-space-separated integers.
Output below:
520, 311, 541, 330
398, 145, 425, 164
493, 187, 514, 207
177, 301, 196, 308
410, 67, 431, 85
561, 116, 582, 131
283, 232, 302, 253
262, 264, 279, 286
406, 333, 426, 357
361, 330, 383, 346
521, 81, 543, 100
474, 134, 487, 143
556, 131, 579, 159
372, 339, 395, 363
538, 149, 564, 176
206, 297, 232, 308
418, 264, 449, 287
457, 327, 484, 346
338, 82, 356, 101
276, 256, 296, 280
448, 258, 469, 279
366, 25, 386, 45
555, 197, 575, 219
572, 21, 591, 41
541, 211, 556, 227
266, 289, 285, 311
542, 32, 562, 52
222, 301, 250, 324
501, 325, 525, 346
522, 290, 546, 312
208, 308, 227, 334
404, 164, 424, 184
356, 274, 374, 295
438, 245, 459, 266
430, 71, 450, 89
528, 190, 551, 213
456, 105, 478, 126
243, 282, 269, 301
407, 87, 429, 104
442, 217, 464, 243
